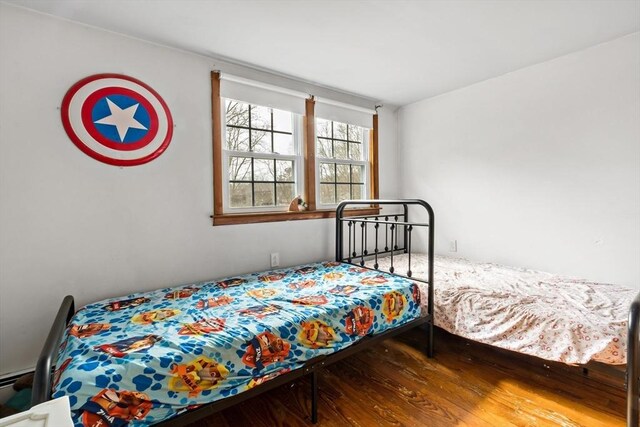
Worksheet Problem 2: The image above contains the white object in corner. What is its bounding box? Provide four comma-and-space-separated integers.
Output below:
0, 396, 73, 427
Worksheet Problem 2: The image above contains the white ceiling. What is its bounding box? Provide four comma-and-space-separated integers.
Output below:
5, 0, 640, 106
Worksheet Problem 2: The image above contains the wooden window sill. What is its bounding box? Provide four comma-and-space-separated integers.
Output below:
212, 207, 381, 226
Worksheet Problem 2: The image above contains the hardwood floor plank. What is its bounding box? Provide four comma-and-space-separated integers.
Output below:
188, 328, 626, 427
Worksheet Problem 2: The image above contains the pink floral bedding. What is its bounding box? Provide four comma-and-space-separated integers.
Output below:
372, 254, 635, 365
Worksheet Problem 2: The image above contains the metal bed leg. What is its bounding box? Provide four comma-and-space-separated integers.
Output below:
311, 370, 318, 424
627, 292, 640, 427
428, 322, 434, 358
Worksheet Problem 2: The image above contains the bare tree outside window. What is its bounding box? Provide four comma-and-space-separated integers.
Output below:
316, 118, 367, 205
225, 100, 296, 208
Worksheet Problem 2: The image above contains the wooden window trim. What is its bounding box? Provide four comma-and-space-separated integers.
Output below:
370, 113, 380, 200
304, 97, 317, 211
212, 207, 381, 226
212, 71, 224, 217
211, 71, 379, 225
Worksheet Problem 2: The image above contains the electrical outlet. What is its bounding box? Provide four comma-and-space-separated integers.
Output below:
270, 252, 280, 268
449, 240, 457, 252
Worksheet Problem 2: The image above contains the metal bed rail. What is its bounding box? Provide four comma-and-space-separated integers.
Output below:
629, 291, 640, 426
336, 199, 435, 357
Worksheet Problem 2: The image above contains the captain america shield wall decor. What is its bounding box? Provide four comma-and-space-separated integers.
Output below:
61, 74, 173, 166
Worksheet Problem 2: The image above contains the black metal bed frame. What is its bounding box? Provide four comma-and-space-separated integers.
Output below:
629, 291, 640, 427
336, 199, 435, 357
31, 199, 435, 426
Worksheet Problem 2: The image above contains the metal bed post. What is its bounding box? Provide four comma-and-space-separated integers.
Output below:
336, 209, 344, 261
628, 291, 640, 427
425, 202, 435, 358
31, 295, 75, 406
403, 203, 409, 253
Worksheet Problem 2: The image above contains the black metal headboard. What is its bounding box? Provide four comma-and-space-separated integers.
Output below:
336, 199, 435, 356
336, 199, 434, 276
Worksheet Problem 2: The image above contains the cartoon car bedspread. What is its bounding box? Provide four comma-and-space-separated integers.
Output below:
52, 261, 422, 426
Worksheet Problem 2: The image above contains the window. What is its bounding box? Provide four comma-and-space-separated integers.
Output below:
223, 99, 302, 211
211, 71, 379, 225
316, 118, 369, 206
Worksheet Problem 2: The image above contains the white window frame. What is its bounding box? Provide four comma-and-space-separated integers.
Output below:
221, 98, 305, 213
315, 119, 370, 210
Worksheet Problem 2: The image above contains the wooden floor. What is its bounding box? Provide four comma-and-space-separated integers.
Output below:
188, 328, 627, 427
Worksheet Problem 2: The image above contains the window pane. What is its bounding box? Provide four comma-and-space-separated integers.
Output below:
254, 183, 275, 206
336, 184, 350, 202
352, 183, 364, 200
250, 106, 271, 130
351, 164, 364, 183
228, 157, 252, 181
276, 183, 295, 206
348, 142, 361, 161
226, 127, 249, 152
223, 101, 307, 213
230, 182, 252, 207
320, 183, 335, 205
251, 130, 271, 153
276, 160, 294, 182
274, 133, 294, 155
254, 159, 275, 182
336, 164, 350, 183
273, 109, 292, 133
334, 141, 348, 160
317, 138, 332, 158
348, 125, 363, 142
319, 162, 335, 182
317, 118, 331, 138
225, 100, 249, 127
334, 122, 347, 140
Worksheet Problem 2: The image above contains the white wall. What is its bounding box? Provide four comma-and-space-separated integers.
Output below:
399, 32, 640, 289
0, 5, 399, 376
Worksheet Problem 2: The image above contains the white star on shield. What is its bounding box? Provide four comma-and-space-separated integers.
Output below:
94, 98, 148, 142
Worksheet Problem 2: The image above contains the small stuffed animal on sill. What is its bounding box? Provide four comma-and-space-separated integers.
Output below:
288, 195, 308, 212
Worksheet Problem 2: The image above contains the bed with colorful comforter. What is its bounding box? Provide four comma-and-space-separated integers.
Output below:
51, 261, 422, 426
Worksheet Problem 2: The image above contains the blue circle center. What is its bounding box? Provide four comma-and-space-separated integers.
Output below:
92, 94, 151, 144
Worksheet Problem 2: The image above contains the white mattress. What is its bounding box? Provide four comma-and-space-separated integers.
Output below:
366, 253, 634, 365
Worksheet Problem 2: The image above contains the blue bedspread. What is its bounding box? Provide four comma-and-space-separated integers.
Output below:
51, 261, 422, 426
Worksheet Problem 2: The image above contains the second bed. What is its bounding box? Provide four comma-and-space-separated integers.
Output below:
372, 253, 634, 365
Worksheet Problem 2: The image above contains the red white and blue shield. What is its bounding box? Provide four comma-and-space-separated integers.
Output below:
61, 74, 173, 166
